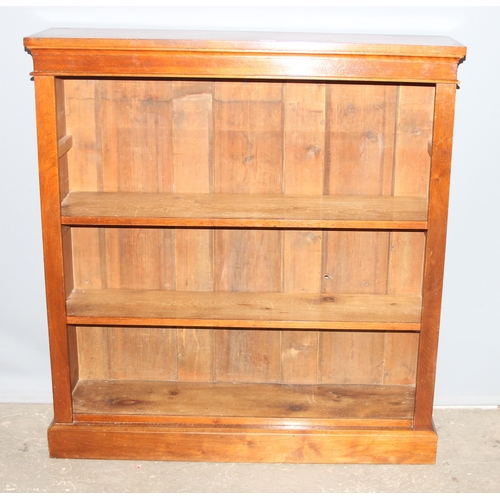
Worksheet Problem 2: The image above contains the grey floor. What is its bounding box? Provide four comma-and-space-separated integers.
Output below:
1, 404, 499, 493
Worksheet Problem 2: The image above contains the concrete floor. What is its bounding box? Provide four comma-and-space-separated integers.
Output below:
0, 404, 499, 493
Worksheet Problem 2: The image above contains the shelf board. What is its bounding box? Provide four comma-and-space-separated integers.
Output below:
66, 289, 421, 331
61, 192, 428, 229
72, 380, 415, 428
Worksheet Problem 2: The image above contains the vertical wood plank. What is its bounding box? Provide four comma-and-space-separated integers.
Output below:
384, 85, 434, 388
215, 330, 281, 383
281, 82, 325, 384
108, 328, 177, 381
109, 81, 174, 384
383, 333, 419, 385
320, 332, 385, 384
176, 329, 214, 382
77, 327, 177, 381
322, 230, 390, 295
76, 327, 110, 380
71, 228, 102, 289
322, 83, 397, 385
281, 330, 320, 385
98, 80, 172, 192
214, 230, 281, 383
56, 78, 69, 200
172, 83, 212, 194
213, 81, 282, 194
388, 84, 433, 296
283, 83, 326, 196
387, 232, 426, 296
414, 83, 457, 429
62, 228, 79, 391
95, 226, 175, 379
324, 83, 396, 294
96, 78, 173, 288
214, 81, 282, 383
64, 79, 101, 192
71, 80, 177, 381
67, 326, 79, 391
173, 82, 215, 382
34, 75, 73, 422
393, 85, 434, 197
64, 79, 102, 311
214, 229, 282, 293
62, 227, 74, 298
327, 84, 397, 197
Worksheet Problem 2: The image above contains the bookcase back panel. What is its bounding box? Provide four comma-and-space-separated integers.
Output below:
63, 79, 434, 198
69, 227, 425, 294
75, 326, 418, 386
63, 78, 430, 388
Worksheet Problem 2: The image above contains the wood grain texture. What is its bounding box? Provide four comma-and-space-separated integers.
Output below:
26, 30, 464, 463
57, 134, 72, 158
327, 83, 397, 197
383, 85, 434, 386
48, 423, 437, 463
25, 29, 465, 86
322, 230, 391, 295
61, 192, 428, 229
414, 83, 457, 429
387, 85, 432, 302
55, 79, 69, 201
66, 289, 422, 331
320, 331, 386, 385
213, 82, 283, 383
71, 379, 414, 422
25, 29, 465, 55
215, 329, 281, 383
34, 75, 73, 423
173, 82, 215, 382
62, 80, 431, 390
64, 79, 101, 192
77, 327, 177, 381
67, 326, 79, 391
383, 332, 419, 385
323, 84, 394, 384
281, 82, 325, 383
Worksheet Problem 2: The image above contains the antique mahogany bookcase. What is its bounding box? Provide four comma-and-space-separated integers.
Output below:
24, 28, 466, 463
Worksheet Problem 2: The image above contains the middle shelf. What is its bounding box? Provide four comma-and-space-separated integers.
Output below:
66, 289, 422, 330
61, 192, 428, 229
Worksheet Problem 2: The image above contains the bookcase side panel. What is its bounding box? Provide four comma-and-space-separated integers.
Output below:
34, 75, 73, 422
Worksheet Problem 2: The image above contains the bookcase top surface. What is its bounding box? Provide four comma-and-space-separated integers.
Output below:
24, 28, 466, 58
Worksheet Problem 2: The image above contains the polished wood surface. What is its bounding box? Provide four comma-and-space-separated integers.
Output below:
61, 192, 428, 229
25, 28, 465, 463
48, 424, 437, 464
66, 289, 422, 330
415, 83, 458, 430
24, 29, 465, 83
34, 76, 73, 423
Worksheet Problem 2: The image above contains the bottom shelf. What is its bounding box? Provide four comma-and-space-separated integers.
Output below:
51, 381, 437, 463
72, 380, 415, 428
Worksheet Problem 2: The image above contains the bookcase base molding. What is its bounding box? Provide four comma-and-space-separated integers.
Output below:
48, 423, 437, 464
24, 28, 466, 464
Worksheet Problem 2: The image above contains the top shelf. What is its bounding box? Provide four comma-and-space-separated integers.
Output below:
23, 28, 466, 83
24, 28, 465, 57
61, 192, 428, 229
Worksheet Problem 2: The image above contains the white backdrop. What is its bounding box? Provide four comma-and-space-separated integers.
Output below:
1, 6, 498, 405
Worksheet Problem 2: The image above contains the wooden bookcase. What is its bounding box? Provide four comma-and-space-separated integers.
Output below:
24, 29, 466, 463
